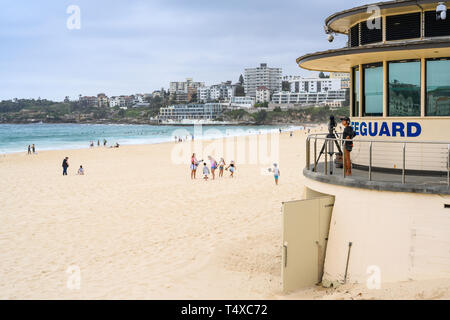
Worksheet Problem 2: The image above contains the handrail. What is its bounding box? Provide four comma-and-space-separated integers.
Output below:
305, 133, 450, 186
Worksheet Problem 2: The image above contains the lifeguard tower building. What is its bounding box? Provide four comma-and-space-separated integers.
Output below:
282, 0, 450, 292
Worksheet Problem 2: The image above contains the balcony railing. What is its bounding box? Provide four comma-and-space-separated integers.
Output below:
305, 134, 450, 187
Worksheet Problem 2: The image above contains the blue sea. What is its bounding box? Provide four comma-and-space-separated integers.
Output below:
0, 123, 302, 154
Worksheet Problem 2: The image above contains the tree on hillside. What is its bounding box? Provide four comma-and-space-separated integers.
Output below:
234, 85, 245, 97
239, 74, 244, 86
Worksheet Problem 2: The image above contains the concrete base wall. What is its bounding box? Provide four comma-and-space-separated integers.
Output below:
305, 178, 450, 286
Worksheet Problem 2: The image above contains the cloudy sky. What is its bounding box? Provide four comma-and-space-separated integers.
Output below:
0, 0, 369, 101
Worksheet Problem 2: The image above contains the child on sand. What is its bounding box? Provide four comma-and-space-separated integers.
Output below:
77, 165, 85, 175
273, 163, 280, 185
203, 163, 210, 181
218, 158, 226, 178
226, 161, 236, 178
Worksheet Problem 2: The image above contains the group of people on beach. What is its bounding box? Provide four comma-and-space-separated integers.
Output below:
89, 139, 120, 148
27, 144, 36, 155
190, 154, 235, 181
61, 157, 85, 176
175, 135, 194, 143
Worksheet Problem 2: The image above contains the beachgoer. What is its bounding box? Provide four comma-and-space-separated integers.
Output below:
218, 158, 226, 178
90, 141, 94, 148
290, 132, 293, 138
190, 153, 198, 179
32, 144, 36, 154
203, 163, 210, 181
27, 145, 31, 155
103, 139, 107, 146
97, 140, 100, 147
273, 163, 280, 185
77, 165, 84, 175
226, 161, 236, 178
341, 116, 356, 176
208, 156, 217, 180
62, 157, 69, 176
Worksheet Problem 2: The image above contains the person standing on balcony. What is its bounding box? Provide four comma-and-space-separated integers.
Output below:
341, 117, 356, 176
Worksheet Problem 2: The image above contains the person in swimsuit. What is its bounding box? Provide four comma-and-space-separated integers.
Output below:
218, 158, 226, 178
190, 153, 198, 180
208, 156, 217, 180
226, 161, 236, 178
273, 163, 280, 185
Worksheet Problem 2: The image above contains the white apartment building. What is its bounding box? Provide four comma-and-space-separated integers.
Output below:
158, 103, 222, 121
228, 96, 256, 109
288, 77, 342, 93
244, 63, 282, 97
256, 86, 271, 103
198, 82, 233, 102
271, 90, 347, 107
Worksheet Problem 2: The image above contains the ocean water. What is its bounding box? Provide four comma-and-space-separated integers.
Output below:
0, 123, 303, 154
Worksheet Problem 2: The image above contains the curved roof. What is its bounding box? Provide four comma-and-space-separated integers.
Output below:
297, 39, 450, 72
326, 0, 448, 34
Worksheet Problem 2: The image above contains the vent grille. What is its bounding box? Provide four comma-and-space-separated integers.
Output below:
425, 11, 450, 37
386, 12, 421, 41
360, 20, 383, 45
350, 24, 359, 47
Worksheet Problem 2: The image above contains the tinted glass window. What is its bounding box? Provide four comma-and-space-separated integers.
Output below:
388, 61, 421, 116
425, 11, 450, 37
364, 64, 383, 116
427, 59, 450, 116
386, 12, 421, 41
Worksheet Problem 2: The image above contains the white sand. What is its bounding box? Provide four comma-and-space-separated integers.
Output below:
0, 128, 448, 300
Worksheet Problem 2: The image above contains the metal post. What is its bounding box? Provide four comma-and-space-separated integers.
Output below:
369, 142, 373, 181
306, 138, 310, 170
342, 137, 346, 178
314, 138, 317, 172
402, 143, 406, 184
324, 139, 328, 175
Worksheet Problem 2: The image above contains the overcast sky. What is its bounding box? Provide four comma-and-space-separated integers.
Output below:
0, 0, 369, 101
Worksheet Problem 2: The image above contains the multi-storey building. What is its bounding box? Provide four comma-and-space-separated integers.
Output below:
158, 103, 222, 121
288, 77, 342, 93
79, 96, 98, 107
256, 86, 271, 103
228, 96, 256, 109
97, 93, 109, 108
169, 78, 204, 103
271, 90, 348, 108
198, 82, 233, 102
244, 63, 282, 97
330, 72, 351, 89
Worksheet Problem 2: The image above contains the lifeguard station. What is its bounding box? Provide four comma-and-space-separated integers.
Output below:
283, 0, 450, 292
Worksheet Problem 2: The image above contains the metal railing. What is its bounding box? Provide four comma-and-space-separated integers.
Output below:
306, 134, 450, 186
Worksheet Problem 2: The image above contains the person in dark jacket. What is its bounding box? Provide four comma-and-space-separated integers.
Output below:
341, 117, 356, 176
62, 157, 69, 176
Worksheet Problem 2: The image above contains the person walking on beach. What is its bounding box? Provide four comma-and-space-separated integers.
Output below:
190, 153, 199, 180
226, 161, 236, 178
103, 139, 107, 147
27, 145, 31, 155
208, 156, 217, 180
97, 140, 100, 147
202, 163, 210, 181
273, 163, 280, 185
62, 157, 69, 176
341, 116, 356, 176
32, 144, 36, 154
218, 158, 226, 178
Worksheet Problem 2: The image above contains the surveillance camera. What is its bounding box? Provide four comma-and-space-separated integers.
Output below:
437, 2, 447, 20
324, 25, 330, 34
328, 34, 334, 42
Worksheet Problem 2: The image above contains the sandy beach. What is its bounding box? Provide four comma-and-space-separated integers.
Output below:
0, 128, 448, 300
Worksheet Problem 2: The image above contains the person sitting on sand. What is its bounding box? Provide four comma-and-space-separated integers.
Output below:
203, 163, 210, 181
218, 158, 226, 178
226, 161, 236, 178
273, 163, 280, 185
77, 165, 85, 175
